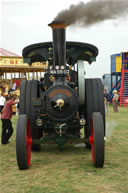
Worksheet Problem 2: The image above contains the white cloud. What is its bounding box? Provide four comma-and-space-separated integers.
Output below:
1, 0, 128, 78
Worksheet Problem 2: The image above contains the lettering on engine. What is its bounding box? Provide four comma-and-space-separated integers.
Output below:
49, 89, 72, 98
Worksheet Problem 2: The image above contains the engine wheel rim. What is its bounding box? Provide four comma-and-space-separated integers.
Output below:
26, 119, 32, 166
91, 119, 95, 164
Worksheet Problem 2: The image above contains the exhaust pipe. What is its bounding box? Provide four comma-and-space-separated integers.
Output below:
48, 21, 68, 69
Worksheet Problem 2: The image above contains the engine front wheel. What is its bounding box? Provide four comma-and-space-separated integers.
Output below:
16, 114, 32, 170
89, 112, 104, 168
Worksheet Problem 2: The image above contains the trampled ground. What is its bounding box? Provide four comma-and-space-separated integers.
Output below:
0, 106, 128, 193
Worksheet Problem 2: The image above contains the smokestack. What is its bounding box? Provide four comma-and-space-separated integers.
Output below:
48, 21, 68, 69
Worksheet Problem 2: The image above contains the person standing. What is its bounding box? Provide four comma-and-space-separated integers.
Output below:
112, 90, 119, 112
104, 89, 110, 115
8, 82, 17, 94
1, 95, 18, 144
0, 93, 6, 118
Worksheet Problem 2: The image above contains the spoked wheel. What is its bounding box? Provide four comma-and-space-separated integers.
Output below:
16, 114, 32, 170
89, 112, 104, 168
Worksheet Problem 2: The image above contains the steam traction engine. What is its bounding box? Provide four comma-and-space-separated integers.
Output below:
16, 21, 105, 170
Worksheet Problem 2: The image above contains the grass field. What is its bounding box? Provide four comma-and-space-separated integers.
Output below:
0, 105, 128, 193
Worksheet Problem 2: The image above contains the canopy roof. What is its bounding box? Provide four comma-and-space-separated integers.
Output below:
0, 48, 21, 57
0, 48, 47, 74
23, 41, 98, 66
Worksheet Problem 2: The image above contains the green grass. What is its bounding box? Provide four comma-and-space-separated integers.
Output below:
0, 106, 128, 193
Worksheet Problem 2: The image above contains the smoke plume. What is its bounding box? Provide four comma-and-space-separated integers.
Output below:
54, 0, 128, 27
106, 120, 117, 141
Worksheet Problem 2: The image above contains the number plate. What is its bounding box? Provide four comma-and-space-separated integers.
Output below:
49, 69, 69, 75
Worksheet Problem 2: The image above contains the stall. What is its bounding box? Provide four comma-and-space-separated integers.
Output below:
0, 48, 48, 95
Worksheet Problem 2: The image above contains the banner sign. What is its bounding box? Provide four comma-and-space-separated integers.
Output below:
0, 57, 47, 68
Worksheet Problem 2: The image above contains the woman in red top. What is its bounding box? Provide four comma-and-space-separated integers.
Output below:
1, 95, 18, 144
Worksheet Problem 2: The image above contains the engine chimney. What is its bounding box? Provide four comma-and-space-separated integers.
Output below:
48, 21, 68, 69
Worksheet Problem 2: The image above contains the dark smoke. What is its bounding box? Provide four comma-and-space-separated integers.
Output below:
54, 0, 128, 27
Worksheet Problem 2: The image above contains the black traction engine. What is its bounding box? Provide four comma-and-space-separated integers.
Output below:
16, 21, 105, 170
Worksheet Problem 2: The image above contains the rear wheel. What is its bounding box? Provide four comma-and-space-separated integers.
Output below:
16, 114, 32, 170
30, 80, 40, 151
95, 78, 105, 133
19, 80, 40, 151
89, 112, 104, 168
84, 78, 105, 148
84, 79, 93, 149
25, 80, 32, 118
19, 80, 27, 114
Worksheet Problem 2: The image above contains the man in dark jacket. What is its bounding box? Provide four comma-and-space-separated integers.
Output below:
1, 95, 18, 144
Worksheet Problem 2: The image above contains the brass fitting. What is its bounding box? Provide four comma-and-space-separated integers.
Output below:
56, 99, 64, 108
